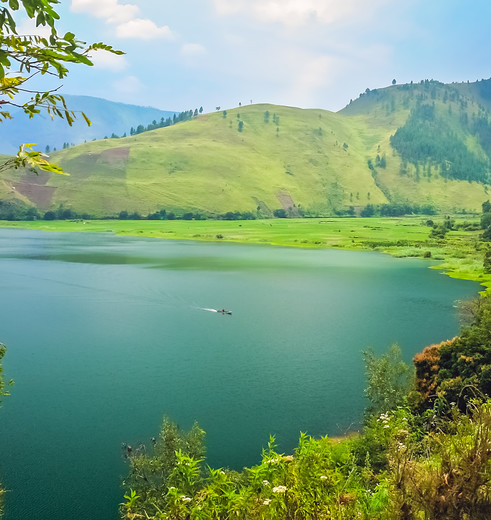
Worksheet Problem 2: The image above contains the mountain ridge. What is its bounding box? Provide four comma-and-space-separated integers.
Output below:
0, 94, 177, 154
1, 79, 491, 217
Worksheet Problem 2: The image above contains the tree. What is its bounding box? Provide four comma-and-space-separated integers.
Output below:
273, 208, 286, 218
0, 0, 123, 173
363, 344, 413, 415
413, 295, 491, 412
485, 249, 491, 274
121, 418, 205, 519
360, 204, 375, 217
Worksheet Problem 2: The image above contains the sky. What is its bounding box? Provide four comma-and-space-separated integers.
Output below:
16, 0, 491, 114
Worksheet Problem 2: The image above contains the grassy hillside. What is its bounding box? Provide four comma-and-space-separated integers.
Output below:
2, 80, 491, 217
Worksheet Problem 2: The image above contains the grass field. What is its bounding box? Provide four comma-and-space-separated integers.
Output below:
1, 216, 489, 291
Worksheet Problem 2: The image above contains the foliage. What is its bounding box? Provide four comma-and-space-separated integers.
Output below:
359, 203, 436, 218
128, 109, 200, 137
363, 345, 413, 416
122, 429, 377, 520
121, 398, 491, 520
413, 340, 454, 405
121, 418, 205, 517
482, 200, 491, 242
0, 0, 122, 173
413, 295, 491, 412
0, 199, 40, 220
386, 400, 491, 520
390, 103, 490, 183
484, 248, 491, 274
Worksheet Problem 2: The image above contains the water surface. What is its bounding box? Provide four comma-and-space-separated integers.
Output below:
0, 229, 480, 520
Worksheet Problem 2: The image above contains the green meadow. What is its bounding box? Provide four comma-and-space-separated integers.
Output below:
2, 216, 489, 290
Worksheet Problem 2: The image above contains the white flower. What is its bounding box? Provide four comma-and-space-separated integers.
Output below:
181, 496, 192, 502
262, 480, 270, 486
263, 498, 271, 505
320, 475, 328, 480
272, 485, 287, 493
266, 458, 280, 464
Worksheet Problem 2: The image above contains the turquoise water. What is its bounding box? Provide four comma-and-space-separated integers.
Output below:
0, 229, 481, 519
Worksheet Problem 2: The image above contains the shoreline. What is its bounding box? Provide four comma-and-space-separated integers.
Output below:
1, 217, 490, 292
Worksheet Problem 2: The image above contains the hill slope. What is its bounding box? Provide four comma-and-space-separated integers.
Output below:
0, 95, 176, 155
2, 80, 491, 217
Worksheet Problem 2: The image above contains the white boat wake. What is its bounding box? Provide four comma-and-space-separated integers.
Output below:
199, 307, 232, 315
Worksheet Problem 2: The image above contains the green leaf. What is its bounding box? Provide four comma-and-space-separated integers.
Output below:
81, 111, 91, 127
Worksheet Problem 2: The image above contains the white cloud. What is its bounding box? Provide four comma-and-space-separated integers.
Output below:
112, 75, 144, 96
15, 18, 51, 37
90, 49, 128, 71
71, 0, 172, 40
181, 43, 207, 56
71, 0, 139, 24
288, 54, 338, 102
214, 0, 392, 26
116, 19, 173, 40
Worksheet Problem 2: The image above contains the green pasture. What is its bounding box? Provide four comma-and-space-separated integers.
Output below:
2, 216, 489, 290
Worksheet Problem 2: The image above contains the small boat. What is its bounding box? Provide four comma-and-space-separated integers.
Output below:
217, 309, 232, 315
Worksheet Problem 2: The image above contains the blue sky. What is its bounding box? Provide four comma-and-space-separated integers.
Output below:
20, 0, 491, 113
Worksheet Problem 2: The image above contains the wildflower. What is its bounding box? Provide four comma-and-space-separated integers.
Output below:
181, 496, 192, 502
263, 499, 271, 505
262, 480, 270, 486
266, 458, 280, 464
320, 475, 328, 480
272, 486, 287, 494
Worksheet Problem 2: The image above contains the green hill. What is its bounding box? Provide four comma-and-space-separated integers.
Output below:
2, 80, 491, 218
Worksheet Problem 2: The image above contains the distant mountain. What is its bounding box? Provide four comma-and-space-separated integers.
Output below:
2, 79, 491, 217
0, 95, 176, 154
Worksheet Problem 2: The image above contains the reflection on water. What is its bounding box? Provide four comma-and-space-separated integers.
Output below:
0, 229, 481, 520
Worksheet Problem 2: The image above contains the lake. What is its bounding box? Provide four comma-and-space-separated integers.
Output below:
0, 229, 481, 520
